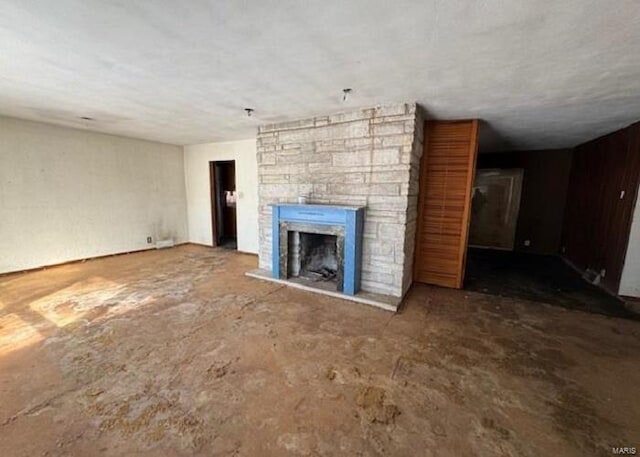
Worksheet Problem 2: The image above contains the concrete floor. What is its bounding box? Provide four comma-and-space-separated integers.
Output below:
1, 245, 638, 457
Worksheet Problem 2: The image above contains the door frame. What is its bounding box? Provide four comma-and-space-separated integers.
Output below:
209, 160, 237, 247
209, 161, 219, 247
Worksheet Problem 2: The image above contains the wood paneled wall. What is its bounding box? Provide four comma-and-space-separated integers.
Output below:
562, 122, 640, 293
476, 149, 573, 255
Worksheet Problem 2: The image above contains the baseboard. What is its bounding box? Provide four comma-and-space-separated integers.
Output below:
559, 255, 620, 298
0, 243, 258, 278
183, 241, 258, 257
620, 295, 640, 314
183, 241, 214, 248
0, 246, 158, 278
237, 250, 258, 256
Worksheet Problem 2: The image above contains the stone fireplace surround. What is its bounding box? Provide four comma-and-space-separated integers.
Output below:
256, 103, 424, 300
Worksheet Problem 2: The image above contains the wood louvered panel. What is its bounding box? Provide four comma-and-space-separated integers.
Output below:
414, 120, 479, 288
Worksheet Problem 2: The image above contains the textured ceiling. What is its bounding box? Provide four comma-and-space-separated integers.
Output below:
1, 0, 639, 150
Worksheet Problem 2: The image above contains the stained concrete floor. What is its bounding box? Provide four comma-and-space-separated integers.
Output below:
0, 245, 638, 457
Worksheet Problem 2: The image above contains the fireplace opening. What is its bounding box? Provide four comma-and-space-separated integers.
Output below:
288, 232, 339, 284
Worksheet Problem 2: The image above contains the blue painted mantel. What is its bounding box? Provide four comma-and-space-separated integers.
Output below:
271, 204, 365, 295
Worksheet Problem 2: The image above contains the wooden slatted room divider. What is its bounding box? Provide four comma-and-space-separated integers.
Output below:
414, 120, 479, 288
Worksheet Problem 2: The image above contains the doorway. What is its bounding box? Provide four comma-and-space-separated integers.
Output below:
462, 149, 635, 319
209, 160, 237, 249
468, 168, 523, 250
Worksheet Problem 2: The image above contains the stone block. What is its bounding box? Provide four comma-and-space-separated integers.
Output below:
309, 172, 365, 184
367, 170, 411, 184
345, 137, 383, 149
275, 118, 317, 132
258, 135, 277, 147
259, 152, 276, 165
261, 174, 290, 184
366, 209, 402, 223
372, 148, 401, 165
363, 221, 379, 238
259, 163, 307, 175
281, 142, 301, 150
361, 269, 395, 286
363, 241, 394, 256
374, 104, 409, 117
378, 223, 406, 239
329, 183, 399, 196
328, 108, 375, 124
381, 134, 414, 148
315, 117, 330, 127
367, 195, 409, 211
372, 122, 405, 137
332, 151, 372, 167
278, 151, 331, 165
258, 145, 277, 153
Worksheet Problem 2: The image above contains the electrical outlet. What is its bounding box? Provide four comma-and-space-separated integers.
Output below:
147, 236, 153, 244
524, 240, 531, 247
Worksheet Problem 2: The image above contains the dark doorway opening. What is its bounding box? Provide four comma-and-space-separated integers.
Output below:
209, 160, 237, 249
463, 149, 637, 320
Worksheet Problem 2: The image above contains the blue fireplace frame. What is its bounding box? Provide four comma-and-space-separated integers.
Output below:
271, 204, 365, 295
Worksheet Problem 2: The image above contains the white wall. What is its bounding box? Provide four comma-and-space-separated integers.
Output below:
183, 139, 258, 254
0, 116, 188, 274
620, 188, 640, 298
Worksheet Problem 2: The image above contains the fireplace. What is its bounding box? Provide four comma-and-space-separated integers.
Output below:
271, 204, 364, 295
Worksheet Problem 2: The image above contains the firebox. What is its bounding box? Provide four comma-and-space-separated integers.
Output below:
288, 232, 340, 283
